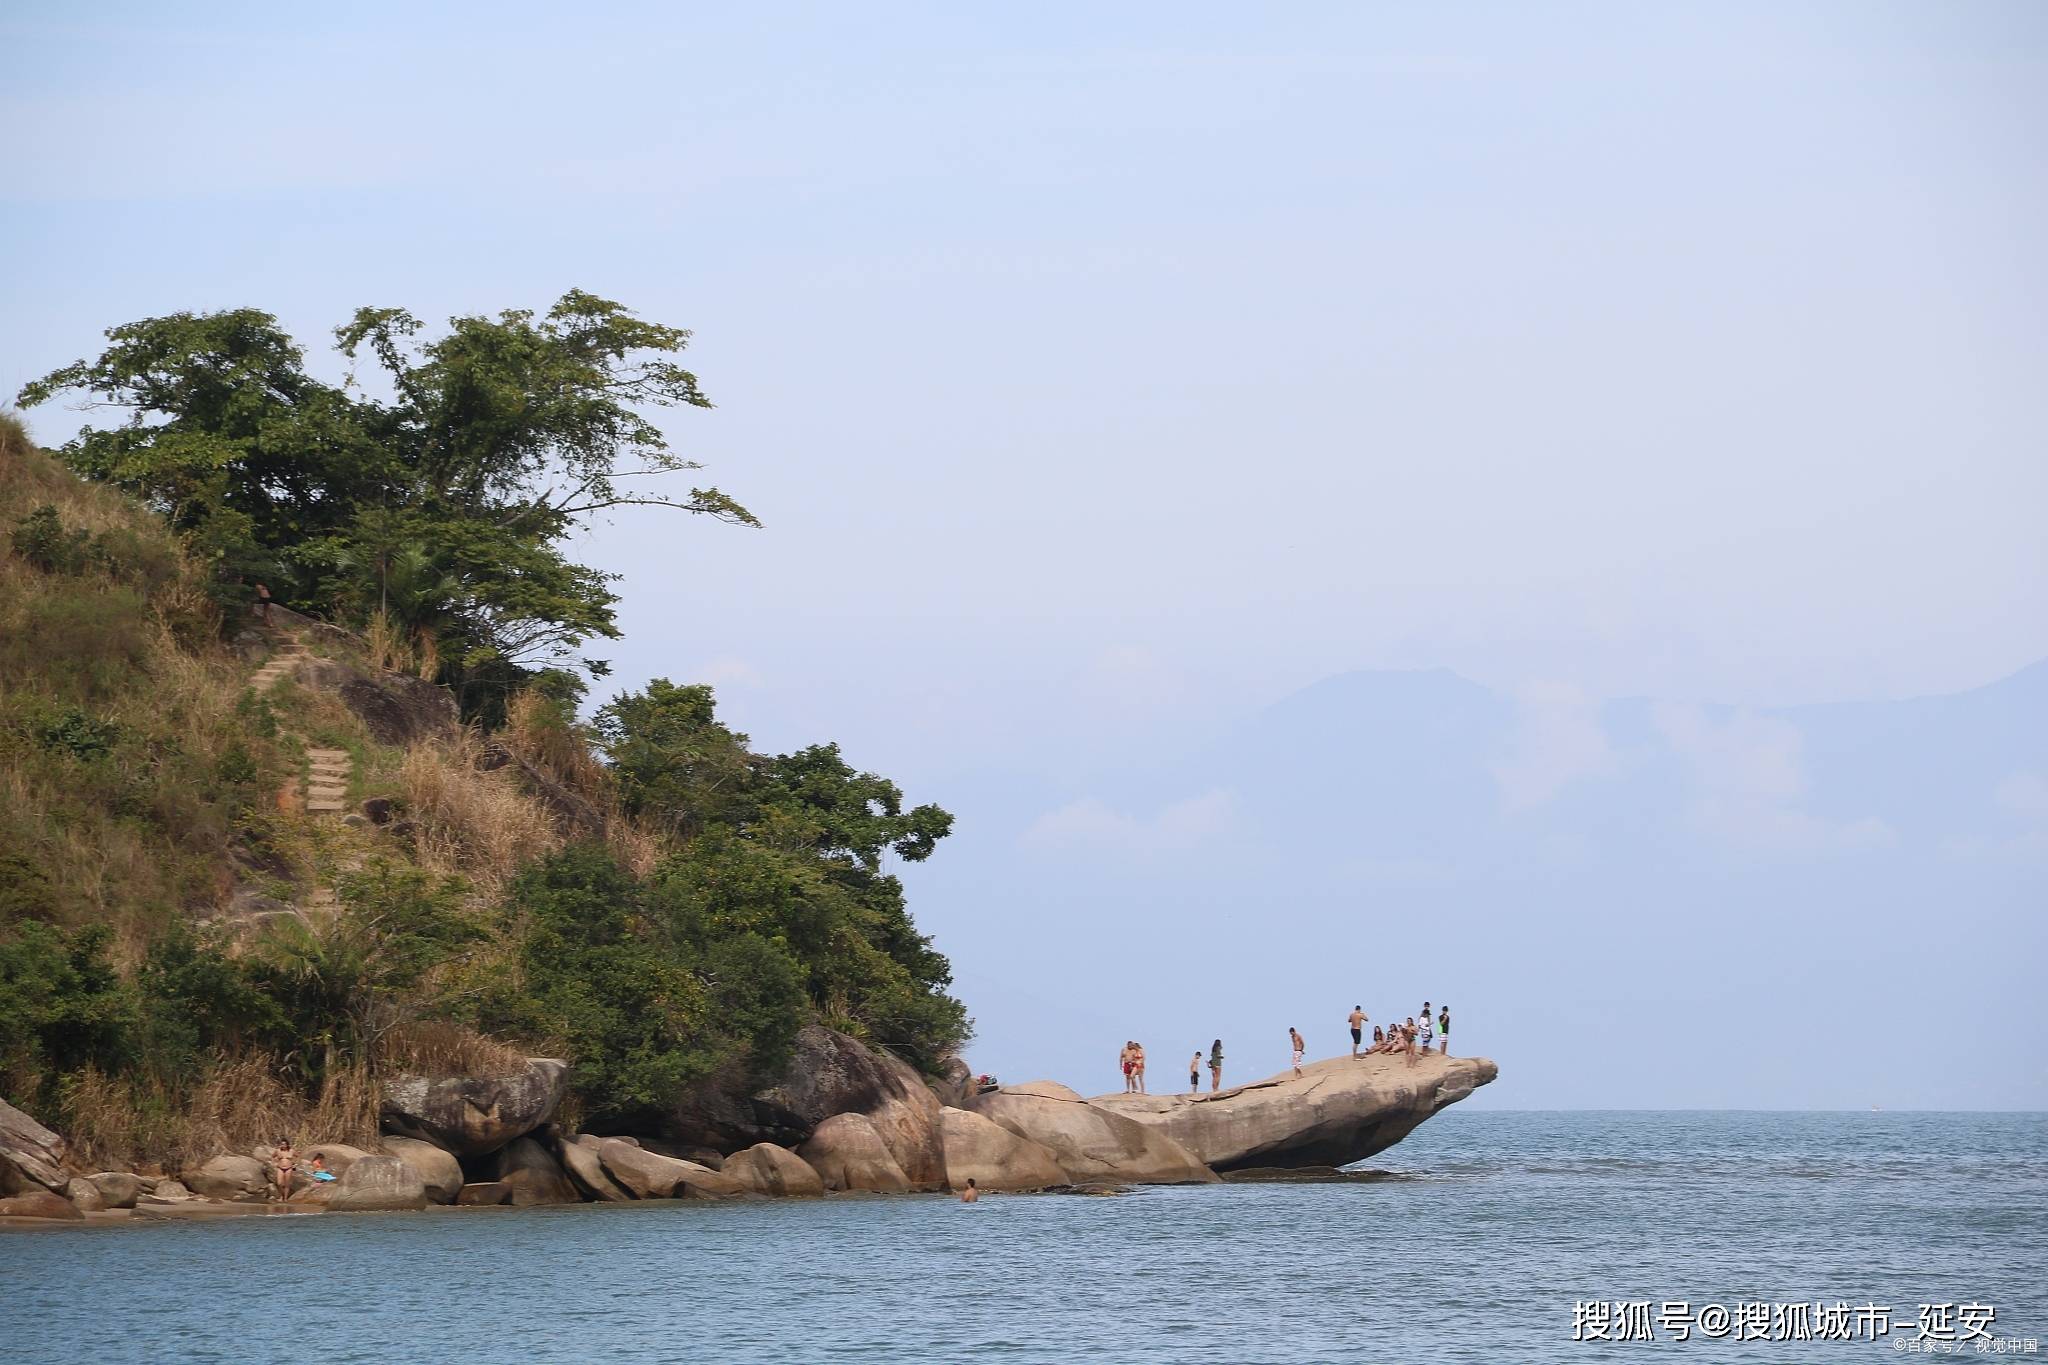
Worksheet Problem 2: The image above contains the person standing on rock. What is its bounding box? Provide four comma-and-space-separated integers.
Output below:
1418, 1002, 1435, 1054
1348, 1005, 1368, 1058
1402, 1018, 1419, 1066
1120, 1042, 1135, 1093
253, 581, 272, 624
1189, 1050, 1202, 1095
1438, 1005, 1451, 1057
1209, 1038, 1225, 1091
1133, 1042, 1148, 1094
1289, 1026, 1305, 1076
270, 1136, 296, 1202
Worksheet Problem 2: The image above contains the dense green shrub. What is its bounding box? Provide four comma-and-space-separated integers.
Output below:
0, 921, 137, 1104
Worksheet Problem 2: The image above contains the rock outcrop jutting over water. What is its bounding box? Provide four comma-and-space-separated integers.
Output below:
1089, 1052, 1498, 1171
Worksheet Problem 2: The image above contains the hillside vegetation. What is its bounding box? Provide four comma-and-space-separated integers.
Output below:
0, 298, 967, 1168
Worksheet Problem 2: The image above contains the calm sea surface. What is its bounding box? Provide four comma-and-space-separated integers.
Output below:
3, 1111, 2042, 1362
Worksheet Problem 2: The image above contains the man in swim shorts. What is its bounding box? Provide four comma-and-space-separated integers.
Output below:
1289, 1026, 1305, 1076
1348, 1005, 1367, 1058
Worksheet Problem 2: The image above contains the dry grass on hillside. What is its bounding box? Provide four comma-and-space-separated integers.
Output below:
0, 413, 292, 944
61, 1054, 381, 1174
402, 731, 564, 897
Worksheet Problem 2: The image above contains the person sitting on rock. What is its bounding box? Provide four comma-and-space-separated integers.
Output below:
1366, 1023, 1388, 1054
306, 1154, 337, 1183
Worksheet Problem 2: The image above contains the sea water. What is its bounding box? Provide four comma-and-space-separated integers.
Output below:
2, 1111, 2042, 1362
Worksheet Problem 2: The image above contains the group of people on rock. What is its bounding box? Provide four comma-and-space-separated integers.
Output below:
1117, 1003, 1452, 1096
1345, 1001, 1451, 1067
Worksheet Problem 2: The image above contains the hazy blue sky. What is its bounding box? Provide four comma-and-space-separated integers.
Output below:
5, 3, 2043, 1107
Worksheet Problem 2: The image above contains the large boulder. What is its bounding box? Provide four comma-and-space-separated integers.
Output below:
323, 1155, 428, 1212
939, 1106, 1069, 1192
0, 1190, 85, 1220
1090, 1054, 1498, 1171
0, 1098, 70, 1193
380, 1058, 568, 1157
184, 1153, 272, 1202
558, 1135, 632, 1201
379, 1136, 463, 1204
64, 1176, 106, 1212
333, 669, 458, 747
798, 1113, 912, 1194
295, 1143, 374, 1177
971, 1092, 1216, 1185
721, 1143, 825, 1198
750, 1026, 945, 1190
87, 1172, 145, 1210
928, 1057, 974, 1110
490, 1137, 579, 1206
455, 1182, 512, 1206
594, 1139, 743, 1200
974, 1080, 1081, 1104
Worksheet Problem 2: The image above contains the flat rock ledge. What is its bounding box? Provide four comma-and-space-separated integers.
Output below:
1090, 1053, 1497, 1170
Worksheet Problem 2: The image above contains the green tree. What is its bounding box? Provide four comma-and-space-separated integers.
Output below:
18, 293, 754, 709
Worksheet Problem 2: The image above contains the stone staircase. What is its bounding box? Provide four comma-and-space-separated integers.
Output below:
304, 746, 352, 816
247, 638, 311, 693
247, 632, 356, 819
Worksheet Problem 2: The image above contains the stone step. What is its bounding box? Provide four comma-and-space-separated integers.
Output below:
306, 801, 346, 814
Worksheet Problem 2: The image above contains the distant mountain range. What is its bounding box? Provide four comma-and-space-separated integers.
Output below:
915, 661, 2048, 1110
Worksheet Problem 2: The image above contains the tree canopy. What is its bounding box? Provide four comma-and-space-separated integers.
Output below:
18, 292, 755, 711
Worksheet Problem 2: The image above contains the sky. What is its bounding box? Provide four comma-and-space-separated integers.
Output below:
4, 2, 2043, 1108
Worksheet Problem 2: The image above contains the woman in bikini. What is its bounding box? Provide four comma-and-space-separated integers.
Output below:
272, 1136, 296, 1201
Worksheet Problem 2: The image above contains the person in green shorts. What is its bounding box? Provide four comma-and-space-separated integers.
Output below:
1438, 1005, 1450, 1057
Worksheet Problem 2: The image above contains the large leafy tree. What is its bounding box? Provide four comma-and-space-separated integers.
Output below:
18, 293, 753, 708
597, 679, 969, 1066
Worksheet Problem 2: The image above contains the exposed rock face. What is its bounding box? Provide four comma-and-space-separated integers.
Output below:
668, 1028, 949, 1188
751, 1027, 945, 1189
0, 1098, 71, 1193
1090, 1053, 1497, 1170
64, 1176, 106, 1212
798, 1113, 912, 1193
971, 1091, 1217, 1185
184, 1153, 271, 1202
378, 1136, 463, 1204
0, 1190, 84, 1220
939, 1106, 1068, 1192
977, 1080, 1082, 1104
455, 1181, 512, 1206
380, 1058, 568, 1157
491, 1137, 580, 1206
558, 1135, 633, 1202
594, 1139, 743, 1200
721, 1143, 825, 1198
87, 1172, 144, 1209
928, 1057, 973, 1110
332, 669, 458, 747
324, 1155, 428, 1212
